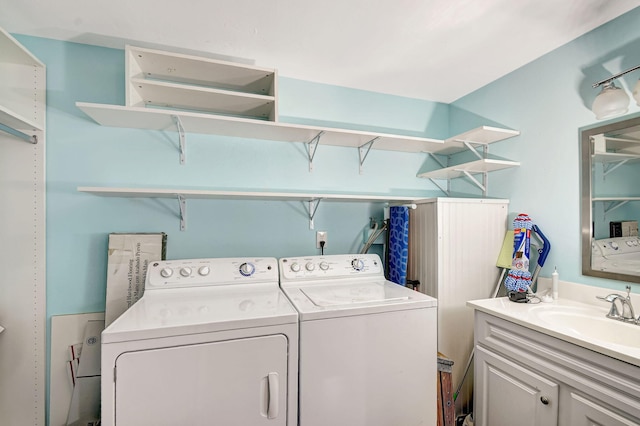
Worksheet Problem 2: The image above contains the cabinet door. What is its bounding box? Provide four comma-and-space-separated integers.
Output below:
475, 346, 558, 426
568, 392, 640, 426
115, 335, 288, 426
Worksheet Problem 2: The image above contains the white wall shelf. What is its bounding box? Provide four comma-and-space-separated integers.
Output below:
417, 158, 520, 180
78, 186, 421, 230
432, 125, 520, 156
418, 126, 520, 195
130, 78, 276, 120
76, 102, 445, 169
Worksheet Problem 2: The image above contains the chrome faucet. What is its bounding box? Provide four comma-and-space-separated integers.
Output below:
596, 285, 637, 324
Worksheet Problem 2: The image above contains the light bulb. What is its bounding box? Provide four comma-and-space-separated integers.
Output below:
633, 78, 640, 106
592, 80, 630, 120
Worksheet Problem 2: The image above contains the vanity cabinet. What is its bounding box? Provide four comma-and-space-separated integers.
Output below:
473, 311, 640, 426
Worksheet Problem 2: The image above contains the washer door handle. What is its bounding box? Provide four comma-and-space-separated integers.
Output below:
267, 372, 280, 419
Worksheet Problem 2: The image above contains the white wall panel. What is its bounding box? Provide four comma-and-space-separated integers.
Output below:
0, 28, 46, 426
408, 198, 508, 414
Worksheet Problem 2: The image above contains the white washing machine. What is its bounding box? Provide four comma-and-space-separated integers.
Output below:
278, 253, 438, 426
101, 257, 298, 426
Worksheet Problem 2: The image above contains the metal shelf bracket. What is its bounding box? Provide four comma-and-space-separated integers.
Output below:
177, 194, 187, 231
456, 170, 488, 195
358, 137, 379, 174
306, 198, 322, 229
462, 140, 485, 160
0, 122, 37, 144
603, 159, 629, 177
426, 153, 449, 195
429, 178, 450, 196
603, 200, 629, 215
306, 131, 324, 172
172, 115, 186, 165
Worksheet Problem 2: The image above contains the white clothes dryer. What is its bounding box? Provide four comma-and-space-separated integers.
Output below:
279, 253, 438, 426
101, 257, 298, 426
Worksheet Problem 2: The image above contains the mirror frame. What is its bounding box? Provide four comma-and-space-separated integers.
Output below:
581, 114, 640, 284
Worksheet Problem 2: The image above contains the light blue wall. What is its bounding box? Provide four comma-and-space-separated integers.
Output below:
14, 6, 640, 421
15, 35, 449, 320
451, 7, 640, 292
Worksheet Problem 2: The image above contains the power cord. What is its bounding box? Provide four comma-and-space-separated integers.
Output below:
320, 240, 325, 255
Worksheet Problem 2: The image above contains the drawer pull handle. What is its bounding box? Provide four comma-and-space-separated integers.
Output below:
540, 396, 550, 405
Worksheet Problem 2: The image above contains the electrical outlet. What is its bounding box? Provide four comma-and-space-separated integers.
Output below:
316, 231, 327, 249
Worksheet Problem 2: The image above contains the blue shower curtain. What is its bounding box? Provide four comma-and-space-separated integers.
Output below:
388, 206, 409, 285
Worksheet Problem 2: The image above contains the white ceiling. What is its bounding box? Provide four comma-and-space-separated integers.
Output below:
2, 0, 639, 103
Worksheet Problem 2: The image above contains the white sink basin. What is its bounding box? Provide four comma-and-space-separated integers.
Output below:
529, 305, 640, 347
467, 297, 640, 367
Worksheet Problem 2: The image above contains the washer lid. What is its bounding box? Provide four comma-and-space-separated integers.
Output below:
102, 283, 297, 344
282, 279, 437, 320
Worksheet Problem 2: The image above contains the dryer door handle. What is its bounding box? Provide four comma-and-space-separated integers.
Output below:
267, 372, 280, 419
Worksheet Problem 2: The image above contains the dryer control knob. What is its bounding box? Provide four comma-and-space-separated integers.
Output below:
352, 258, 365, 271
319, 261, 330, 271
290, 262, 301, 272
305, 262, 315, 271
160, 268, 173, 278
239, 262, 255, 277
198, 266, 211, 276
180, 267, 192, 277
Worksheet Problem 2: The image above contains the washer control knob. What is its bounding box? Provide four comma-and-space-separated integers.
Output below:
609, 242, 619, 250
319, 261, 330, 271
160, 268, 173, 278
305, 262, 315, 271
239, 262, 255, 277
290, 263, 301, 272
180, 267, 192, 277
198, 266, 210, 276
352, 258, 365, 271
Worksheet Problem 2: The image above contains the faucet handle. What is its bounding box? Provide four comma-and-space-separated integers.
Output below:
596, 294, 618, 302
596, 294, 622, 318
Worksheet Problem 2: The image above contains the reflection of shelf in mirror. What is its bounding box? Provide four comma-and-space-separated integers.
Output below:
596, 135, 640, 154
592, 197, 640, 202
592, 197, 640, 215
592, 152, 640, 163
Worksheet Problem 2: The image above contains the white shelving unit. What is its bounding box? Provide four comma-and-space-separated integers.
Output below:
78, 186, 421, 230
417, 126, 520, 195
0, 27, 45, 143
126, 45, 278, 121
0, 25, 46, 426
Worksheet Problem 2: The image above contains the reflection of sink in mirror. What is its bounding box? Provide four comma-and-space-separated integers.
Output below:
592, 236, 640, 274
530, 304, 639, 348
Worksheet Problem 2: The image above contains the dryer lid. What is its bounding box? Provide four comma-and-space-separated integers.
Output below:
102, 284, 298, 343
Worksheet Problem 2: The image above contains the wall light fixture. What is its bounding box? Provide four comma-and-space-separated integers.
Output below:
592, 65, 640, 120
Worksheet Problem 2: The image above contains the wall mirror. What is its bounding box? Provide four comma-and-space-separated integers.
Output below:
581, 114, 640, 283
